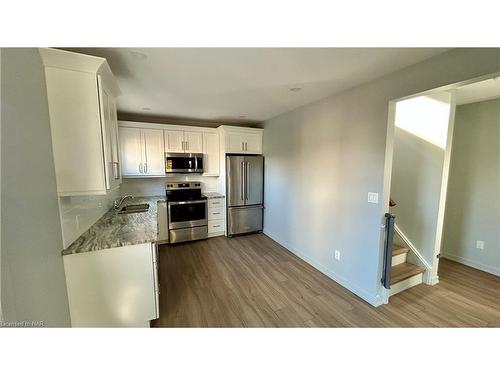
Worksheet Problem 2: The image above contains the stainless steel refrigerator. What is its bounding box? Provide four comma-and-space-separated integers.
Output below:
226, 155, 264, 236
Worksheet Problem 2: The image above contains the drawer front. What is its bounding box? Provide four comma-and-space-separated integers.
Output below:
208, 198, 225, 208
208, 219, 224, 233
208, 206, 224, 220
169, 226, 207, 244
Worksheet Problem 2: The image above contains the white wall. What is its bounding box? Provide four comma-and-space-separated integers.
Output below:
1, 48, 70, 326
263, 48, 500, 306
120, 175, 220, 196
390, 94, 451, 265
442, 98, 500, 276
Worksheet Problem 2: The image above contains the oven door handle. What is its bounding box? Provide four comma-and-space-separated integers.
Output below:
167, 200, 207, 206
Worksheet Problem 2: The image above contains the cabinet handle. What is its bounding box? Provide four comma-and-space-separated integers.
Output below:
185, 141, 189, 151
113, 161, 120, 179
213, 225, 221, 228
139, 163, 143, 173
245, 142, 247, 151
144, 163, 148, 173
212, 212, 220, 215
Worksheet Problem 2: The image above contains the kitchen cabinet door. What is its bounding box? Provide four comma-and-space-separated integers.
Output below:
202, 132, 220, 176
98, 76, 121, 190
165, 130, 184, 153
108, 98, 122, 185
142, 128, 165, 176
184, 131, 203, 153
41, 48, 121, 196
119, 127, 143, 176
63, 242, 158, 327
226, 132, 244, 153
44, 67, 107, 195
243, 132, 263, 154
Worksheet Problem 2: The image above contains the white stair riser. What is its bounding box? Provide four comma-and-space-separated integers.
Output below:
389, 273, 423, 297
392, 252, 407, 266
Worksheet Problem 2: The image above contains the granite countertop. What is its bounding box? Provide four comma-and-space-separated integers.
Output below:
203, 192, 225, 199
62, 196, 165, 256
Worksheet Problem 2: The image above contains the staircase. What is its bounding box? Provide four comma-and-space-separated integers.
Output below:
389, 244, 425, 296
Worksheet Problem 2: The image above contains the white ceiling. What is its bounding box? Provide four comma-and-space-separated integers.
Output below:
65, 48, 449, 123
454, 77, 500, 105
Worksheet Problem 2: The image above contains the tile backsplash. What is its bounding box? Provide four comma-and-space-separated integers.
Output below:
58, 187, 121, 249
120, 176, 220, 196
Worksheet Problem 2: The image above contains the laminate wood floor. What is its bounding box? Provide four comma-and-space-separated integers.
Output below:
151, 234, 500, 327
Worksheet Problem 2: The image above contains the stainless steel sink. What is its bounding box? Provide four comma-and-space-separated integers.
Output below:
118, 203, 149, 214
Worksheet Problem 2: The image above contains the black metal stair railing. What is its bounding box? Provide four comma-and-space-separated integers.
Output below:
381, 213, 396, 289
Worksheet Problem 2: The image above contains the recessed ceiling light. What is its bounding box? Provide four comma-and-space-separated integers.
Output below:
290, 87, 302, 92
130, 51, 148, 60
142, 107, 151, 111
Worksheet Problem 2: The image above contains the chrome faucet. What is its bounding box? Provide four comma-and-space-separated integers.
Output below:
114, 195, 134, 210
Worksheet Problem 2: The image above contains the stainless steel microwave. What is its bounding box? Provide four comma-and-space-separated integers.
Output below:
165, 153, 204, 174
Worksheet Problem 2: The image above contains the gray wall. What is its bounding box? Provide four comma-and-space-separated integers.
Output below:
442, 98, 500, 276
1, 48, 70, 326
263, 48, 500, 305
390, 125, 445, 265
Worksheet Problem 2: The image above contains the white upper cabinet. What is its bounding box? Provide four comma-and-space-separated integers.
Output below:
227, 132, 244, 153
40, 48, 121, 196
202, 131, 220, 176
119, 126, 165, 177
164, 130, 184, 153
221, 126, 263, 154
119, 127, 143, 176
243, 132, 262, 154
165, 129, 203, 153
117, 122, 245, 179
142, 129, 165, 175
98, 76, 121, 190
184, 131, 203, 153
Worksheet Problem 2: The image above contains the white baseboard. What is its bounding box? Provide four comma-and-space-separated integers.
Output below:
263, 230, 383, 307
441, 253, 500, 276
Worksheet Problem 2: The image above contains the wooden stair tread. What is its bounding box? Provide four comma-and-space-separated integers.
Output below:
392, 244, 409, 256
390, 263, 425, 285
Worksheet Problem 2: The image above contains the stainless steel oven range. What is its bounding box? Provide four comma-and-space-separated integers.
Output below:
165, 181, 208, 243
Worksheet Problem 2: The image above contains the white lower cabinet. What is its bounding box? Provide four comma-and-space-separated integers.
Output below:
63, 242, 159, 327
208, 219, 224, 234
207, 198, 225, 237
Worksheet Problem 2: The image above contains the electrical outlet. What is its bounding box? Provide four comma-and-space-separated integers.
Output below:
334, 250, 341, 260
367, 192, 379, 204
476, 240, 485, 250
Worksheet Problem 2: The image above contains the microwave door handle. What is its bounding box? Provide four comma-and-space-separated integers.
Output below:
195, 155, 198, 171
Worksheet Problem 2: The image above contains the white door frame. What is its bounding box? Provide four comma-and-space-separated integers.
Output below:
380, 73, 500, 291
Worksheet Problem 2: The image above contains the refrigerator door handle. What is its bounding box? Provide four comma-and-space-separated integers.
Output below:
240, 161, 244, 201
245, 161, 250, 200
